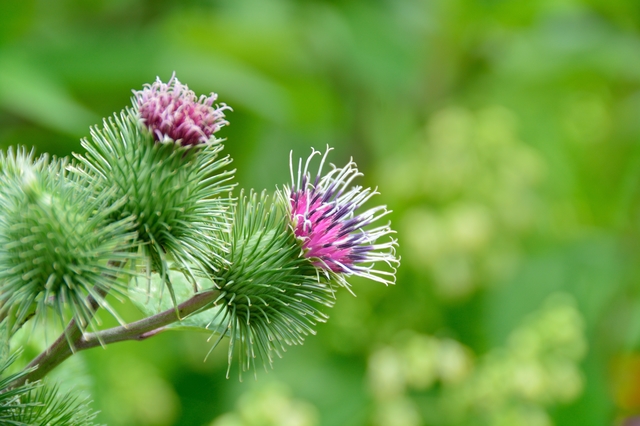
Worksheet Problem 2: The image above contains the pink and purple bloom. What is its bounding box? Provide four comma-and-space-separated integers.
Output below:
286, 147, 398, 287
133, 73, 231, 146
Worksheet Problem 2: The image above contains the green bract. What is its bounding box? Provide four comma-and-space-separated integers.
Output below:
0, 352, 100, 426
206, 191, 335, 377
73, 108, 235, 305
0, 148, 136, 330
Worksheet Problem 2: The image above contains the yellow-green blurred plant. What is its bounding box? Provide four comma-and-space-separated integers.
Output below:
367, 293, 586, 426
209, 382, 319, 426
385, 106, 545, 299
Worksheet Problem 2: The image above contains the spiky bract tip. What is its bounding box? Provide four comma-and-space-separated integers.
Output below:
206, 191, 335, 378
0, 352, 101, 425
0, 147, 137, 330
283, 147, 399, 289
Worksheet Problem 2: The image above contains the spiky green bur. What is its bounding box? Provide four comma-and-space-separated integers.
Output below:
2, 385, 101, 426
73, 109, 235, 292
0, 352, 100, 426
206, 191, 335, 377
0, 351, 37, 422
0, 148, 136, 330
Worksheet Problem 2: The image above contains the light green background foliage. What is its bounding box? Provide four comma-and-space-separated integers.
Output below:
1, 0, 640, 425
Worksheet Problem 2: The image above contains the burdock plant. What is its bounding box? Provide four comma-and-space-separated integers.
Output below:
0, 74, 398, 423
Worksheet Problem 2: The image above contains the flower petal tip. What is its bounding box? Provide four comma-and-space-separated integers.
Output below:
133, 73, 231, 147
286, 147, 399, 286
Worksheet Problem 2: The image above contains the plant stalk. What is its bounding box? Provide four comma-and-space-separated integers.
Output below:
9, 289, 221, 389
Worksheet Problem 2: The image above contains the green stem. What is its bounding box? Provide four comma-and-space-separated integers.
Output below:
8, 289, 221, 389
6, 287, 108, 389
79, 289, 221, 349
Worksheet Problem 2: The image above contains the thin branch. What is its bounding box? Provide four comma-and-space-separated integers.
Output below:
8, 289, 221, 389
78, 289, 221, 350
7, 287, 108, 389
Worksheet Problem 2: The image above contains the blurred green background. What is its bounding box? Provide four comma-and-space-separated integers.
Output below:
2, 0, 640, 425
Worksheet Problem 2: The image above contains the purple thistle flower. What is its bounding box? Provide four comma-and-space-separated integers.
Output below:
133, 73, 231, 146
286, 147, 399, 287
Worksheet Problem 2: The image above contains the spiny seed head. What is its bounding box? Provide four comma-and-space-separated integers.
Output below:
133, 73, 231, 147
0, 148, 136, 330
283, 147, 399, 288
206, 191, 335, 378
73, 108, 235, 301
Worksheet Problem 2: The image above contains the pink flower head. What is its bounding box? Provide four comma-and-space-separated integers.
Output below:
133, 73, 231, 146
287, 147, 398, 287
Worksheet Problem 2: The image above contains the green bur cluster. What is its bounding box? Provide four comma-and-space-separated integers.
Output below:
0, 76, 395, 424
130, 191, 336, 378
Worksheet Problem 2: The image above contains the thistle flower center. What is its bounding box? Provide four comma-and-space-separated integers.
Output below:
134, 73, 230, 146
290, 187, 370, 273
286, 147, 398, 286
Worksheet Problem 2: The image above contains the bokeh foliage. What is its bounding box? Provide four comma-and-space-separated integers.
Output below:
2, 0, 640, 425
